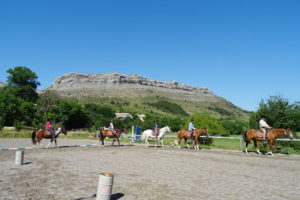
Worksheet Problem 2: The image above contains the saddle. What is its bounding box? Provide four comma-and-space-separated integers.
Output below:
256, 131, 270, 138
46, 129, 51, 136
186, 132, 195, 138
106, 131, 114, 137
106, 129, 118, 137
151, 129, 160, 136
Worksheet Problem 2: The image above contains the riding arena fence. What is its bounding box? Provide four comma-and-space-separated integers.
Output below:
1, 127, 299, 151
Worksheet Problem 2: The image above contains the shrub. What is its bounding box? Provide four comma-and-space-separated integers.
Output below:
14, 121, 22, 132
148, 100, 188, 116
274, 140, 300, 154
198, 137, 213, 145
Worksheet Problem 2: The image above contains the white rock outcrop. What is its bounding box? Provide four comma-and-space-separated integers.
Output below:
46, 72, 221, 102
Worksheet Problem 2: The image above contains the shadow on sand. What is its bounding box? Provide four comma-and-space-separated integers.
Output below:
74, 193, 124, 200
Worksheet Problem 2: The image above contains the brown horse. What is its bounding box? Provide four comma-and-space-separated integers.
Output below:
177, 128, 209, 150
242, 128, 294, 156
32, 127, 67, 148
99, 128, 127, 146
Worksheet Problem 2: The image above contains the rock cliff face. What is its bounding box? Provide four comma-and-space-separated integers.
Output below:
46, 72, 224, 102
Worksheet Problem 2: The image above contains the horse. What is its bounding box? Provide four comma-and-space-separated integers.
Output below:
99, 128, 127, 146
242, 128, 294, 156
141, 126, 171, 148
31, 127, 67, 148
177, 128, 209, 150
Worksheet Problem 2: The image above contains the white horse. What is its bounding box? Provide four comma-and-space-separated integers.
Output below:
141, 126, 171, 148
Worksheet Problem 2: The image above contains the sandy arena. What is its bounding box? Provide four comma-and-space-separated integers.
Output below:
0, 138, 300, 200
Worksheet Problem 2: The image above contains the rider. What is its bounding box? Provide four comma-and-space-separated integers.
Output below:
259, 116, 272, 143
189, 118, 195, 140
153, 120, 159, 142
110, 120, 116, 137
46, 119, 55, 140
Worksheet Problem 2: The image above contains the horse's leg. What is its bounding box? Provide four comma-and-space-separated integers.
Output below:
37, 137, 43, 148
33, 138, 37, 148
161, 138, 164, 148
112, 138, 115, 145
178, 137, 182, 148
146, 137, 150, 148
254, 140, 261, 154
245, 142, 249, 154
55, 139, 57, 148
117, 138, 120, 146
46, 139, 52, 148
195, 139, 199, 150
185, 138, 190, 149
267, 141, 274, 156
192, 138, 195, 149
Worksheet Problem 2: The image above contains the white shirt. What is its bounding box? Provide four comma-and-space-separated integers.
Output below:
110, 122, 114, 130
259, 119, 270, 129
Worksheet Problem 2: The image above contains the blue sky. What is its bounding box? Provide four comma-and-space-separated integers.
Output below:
1, 0, 299, 111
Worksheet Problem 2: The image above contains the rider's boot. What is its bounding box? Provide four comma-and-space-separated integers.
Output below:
263, 135, 267, 144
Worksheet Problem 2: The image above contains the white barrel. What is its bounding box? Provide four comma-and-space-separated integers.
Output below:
15, 151, 24, 165
96, 172, 114, 200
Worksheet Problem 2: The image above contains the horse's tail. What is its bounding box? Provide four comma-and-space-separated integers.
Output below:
242, 131, 247, 142
31, 130, 36, 145
99, 129, 104, 140
176, 130, 181, 137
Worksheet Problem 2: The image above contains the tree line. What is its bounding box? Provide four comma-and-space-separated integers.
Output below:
0, 66, 299, 135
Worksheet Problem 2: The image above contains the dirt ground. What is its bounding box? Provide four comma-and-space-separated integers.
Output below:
0, 138, 300, 200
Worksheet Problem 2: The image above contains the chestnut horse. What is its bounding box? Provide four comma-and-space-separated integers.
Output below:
177, 128, 209, 150
242, 128, 294, 156
31, 127, 67, 148
99, 128, 127, 146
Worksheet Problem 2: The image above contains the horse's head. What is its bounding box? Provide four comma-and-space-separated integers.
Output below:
285, 128, 294, 140
165, 126, 171, 133
204, 128, 210, 137
122, 128, 128, 134
57, 127, 67, 135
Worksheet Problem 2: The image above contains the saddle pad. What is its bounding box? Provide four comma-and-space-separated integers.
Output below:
151, 131, 160, 136
256, 131, 263, 137
46, 130, 51, 135
186, 133, 195, 138
106, 131, 113, 137
256, 131, 269, 138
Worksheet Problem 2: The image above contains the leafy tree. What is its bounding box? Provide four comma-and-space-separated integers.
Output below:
6, 66, 40, 102
55, 99, 89, 129
291, 102, 300, 131
169, 117, 185, 132
219, 118, 248, 135
187, 113, 227, 136
0, 66, 41, 126
36, 90, 60, 117
19, 101, 35, 125
84, 103, 116, 128
250, 96, 297, 130
0, 87, 23, 125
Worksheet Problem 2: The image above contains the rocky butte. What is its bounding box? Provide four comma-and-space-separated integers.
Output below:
46, 72, 227, 103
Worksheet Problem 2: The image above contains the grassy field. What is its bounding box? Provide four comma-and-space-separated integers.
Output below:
1, 129, 299, 155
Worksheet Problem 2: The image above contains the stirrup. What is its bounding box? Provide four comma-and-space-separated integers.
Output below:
263, 139, 267, 144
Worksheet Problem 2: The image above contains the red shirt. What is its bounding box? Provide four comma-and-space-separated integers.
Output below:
46, 121, 51, 129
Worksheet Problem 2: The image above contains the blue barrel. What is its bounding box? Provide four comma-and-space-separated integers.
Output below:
136, 126, 142, 142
